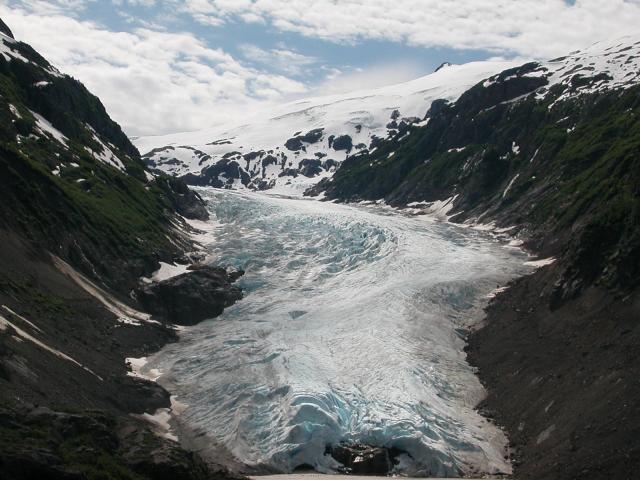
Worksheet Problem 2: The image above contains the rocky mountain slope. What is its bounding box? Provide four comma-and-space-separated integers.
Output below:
308, 35, 640, 479
0, 22, 242, 480
135, 60, 517, 194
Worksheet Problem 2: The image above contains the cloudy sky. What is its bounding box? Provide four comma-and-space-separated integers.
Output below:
1, 0, 639, 137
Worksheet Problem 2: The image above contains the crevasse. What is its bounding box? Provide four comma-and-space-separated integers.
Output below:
144, 189, 528, 477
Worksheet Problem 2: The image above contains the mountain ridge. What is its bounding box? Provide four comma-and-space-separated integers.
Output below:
0, 21, 243, 480
135, 60, 518, 194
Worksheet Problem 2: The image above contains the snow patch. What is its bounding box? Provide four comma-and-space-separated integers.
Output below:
149, 262, 191, 282
406, 195, 458, 220
30, 110, 68, 147
0, 35, 28, 63
125, 356, 163, 382
53, 256, 159, 326
1, 305, 42, 332
8, 104, 21, 119
524, 257, 556, 267
84, 125, 126, 171
502, 174, 520, 198
486, 286, 510, 299
0, 309, 102, 380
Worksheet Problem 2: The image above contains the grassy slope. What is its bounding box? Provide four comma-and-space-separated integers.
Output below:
0, 40, 197, 293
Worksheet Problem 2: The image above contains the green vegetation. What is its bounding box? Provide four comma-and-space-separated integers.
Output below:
0, 42, 197, 292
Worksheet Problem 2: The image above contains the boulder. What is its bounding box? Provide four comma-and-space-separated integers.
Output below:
325, 443, 403, 475
135, 266, 243, 325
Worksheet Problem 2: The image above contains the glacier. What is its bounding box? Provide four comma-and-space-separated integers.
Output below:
142, 189, 531, 477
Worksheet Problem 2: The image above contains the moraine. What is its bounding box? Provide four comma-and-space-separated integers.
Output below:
141, 188, 531, 477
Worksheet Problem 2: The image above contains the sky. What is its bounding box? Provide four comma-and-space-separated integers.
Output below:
1, 1, 639, 137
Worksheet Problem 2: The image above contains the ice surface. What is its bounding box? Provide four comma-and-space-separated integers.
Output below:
143, 189, 532, 477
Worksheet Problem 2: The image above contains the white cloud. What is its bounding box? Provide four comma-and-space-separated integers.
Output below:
0, 5, 307, 136
316, 62, 426, 95
183, 0, 640, 59
3, 0, 640, 138
240, 44, 317, 76
7, 0, 94, 15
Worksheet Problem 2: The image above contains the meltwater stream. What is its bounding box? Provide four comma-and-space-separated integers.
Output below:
144, 189, 529, 477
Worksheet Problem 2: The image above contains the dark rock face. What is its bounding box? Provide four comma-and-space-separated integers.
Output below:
284, 137, 304, 151
284, 129, 324, 152
303, 177, 330, 197
182, 159, 250, 188
298, 128, 324, 144
243, 150, 264, 162
0, 18, 14, 39
468, 273, 640, 480
261, 155, 278, 176
332, 134, 353, 152
135, 266, 244, 325
325, 443, 402, 475
113, 375, 171, 414
368, 135, 384, 150
322, 158, 339, 170
298, 158, 322, 177
155, 176, 209, 221
284, 128, 324, 152
278, 168, 299, 178
255, 179, 276, 190
0, 405, 231, 480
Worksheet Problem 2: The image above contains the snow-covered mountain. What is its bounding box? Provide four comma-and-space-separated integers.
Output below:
134, 60, 518, 194
135, 34, 640, 196
483, 34, 640, 105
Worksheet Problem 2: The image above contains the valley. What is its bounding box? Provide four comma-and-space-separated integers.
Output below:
0, 14, 638, 480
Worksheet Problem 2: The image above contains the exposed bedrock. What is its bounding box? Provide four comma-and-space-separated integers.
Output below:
135, 266, 244, 325
0, 405, 231, 480
325, 443, 404, 475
